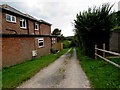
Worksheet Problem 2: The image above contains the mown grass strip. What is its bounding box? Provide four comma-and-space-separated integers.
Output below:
76, 48, 120, 88
107, 58, 120, 65
2, 48, 68, 88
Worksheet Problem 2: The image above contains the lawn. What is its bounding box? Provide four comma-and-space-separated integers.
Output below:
107, 58, 120, 65
2, 48, 68, 88
76, 48, 120, 88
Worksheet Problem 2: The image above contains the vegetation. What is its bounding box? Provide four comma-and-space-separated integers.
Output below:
2, 49, 68, 88
74, 3, 116, 58
63, 40, 71, 49
76, 48, 120, 88
63, 36, 76, 49
115, 11, 120, 26
111, 11, 120, 31
107, 58, 120, 65
52, 28, 61, 35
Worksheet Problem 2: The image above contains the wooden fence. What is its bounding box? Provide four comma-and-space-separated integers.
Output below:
95, 44, 120, 68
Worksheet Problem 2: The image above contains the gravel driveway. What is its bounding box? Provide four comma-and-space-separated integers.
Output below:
18, 48, 90, 88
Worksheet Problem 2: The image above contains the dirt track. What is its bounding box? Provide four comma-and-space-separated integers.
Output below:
18, 48, 90, 88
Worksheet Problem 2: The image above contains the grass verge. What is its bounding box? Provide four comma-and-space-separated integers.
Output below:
76, 48, 120, 88
107, 58, 120, 65
2, 48, 68, 88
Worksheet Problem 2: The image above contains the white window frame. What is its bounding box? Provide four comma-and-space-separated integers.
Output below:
52, 38, 56, 44
38, 38, 44, 48
34, 23, 39, 30
6, 14, 16, 23
20, 18, 27, 29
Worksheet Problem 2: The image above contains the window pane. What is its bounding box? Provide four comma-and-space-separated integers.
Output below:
35, 23, 38, 30
23, 20, 25, 27
39, 40, 43, 42
12, 16, 16, 22
35, 24, 37, 29
6, 15, 11, 21
39, 42, 43, 46
38, 38, 44, 47
36, 24, 38, 29
20, 21, 22, 27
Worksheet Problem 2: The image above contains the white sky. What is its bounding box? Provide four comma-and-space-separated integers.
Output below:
1, 0, 119, 36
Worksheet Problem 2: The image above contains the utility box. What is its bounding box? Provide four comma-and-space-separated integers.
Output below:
32, 50, 37, 57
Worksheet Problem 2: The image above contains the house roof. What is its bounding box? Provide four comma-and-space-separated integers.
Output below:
0, 4, 52, 26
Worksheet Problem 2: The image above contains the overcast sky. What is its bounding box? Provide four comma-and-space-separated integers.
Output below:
1, 0, 119, 36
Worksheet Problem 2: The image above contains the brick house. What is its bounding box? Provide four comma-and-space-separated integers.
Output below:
0, 4, 59, 67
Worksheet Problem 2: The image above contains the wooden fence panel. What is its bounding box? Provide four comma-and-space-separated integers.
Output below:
95, 44, 120, 69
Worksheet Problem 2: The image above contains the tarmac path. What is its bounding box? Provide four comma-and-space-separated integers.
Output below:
18, 48, 90, 88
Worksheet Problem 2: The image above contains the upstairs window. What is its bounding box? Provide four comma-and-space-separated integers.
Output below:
34, 23, 39, 30
6, 14, 16, 23
20, 18, 27, 29
38, 38, 44, 48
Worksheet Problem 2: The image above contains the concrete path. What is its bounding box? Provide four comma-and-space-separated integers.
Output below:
18, 48, 90, 88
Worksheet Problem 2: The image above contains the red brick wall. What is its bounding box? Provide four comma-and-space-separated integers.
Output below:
2, 37, 51, 67
28, 20, 34, 35
1, 12, 51, 35
2, 13, 21, 34
35, 37, 51, 57
40, 24, 51, 35
2, 37, 34, 67
0, 10, 2, 34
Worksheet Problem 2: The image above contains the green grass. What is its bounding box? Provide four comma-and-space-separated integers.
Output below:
107, 58, 120, 65
76, 48, 120, 88
2, 48, 68, 88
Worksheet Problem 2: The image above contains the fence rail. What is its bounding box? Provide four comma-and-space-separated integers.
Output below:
95, 44, 120, 68
95, 48, 120, 56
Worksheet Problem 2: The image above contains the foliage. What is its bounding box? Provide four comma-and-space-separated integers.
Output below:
74, 3, 116, 58
63, 40, 71, 49
111, 11, 120, 31
52, 28, 65, 42
76, 48, 120, 88
116, 11, 120, 26
52, 28, 61, 35
2, 49, 68, 88
64, 36, 76, 47
111, 26, 120, 31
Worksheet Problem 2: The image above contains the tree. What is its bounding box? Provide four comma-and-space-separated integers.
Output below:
74, 3, 116, 58
52, 28, 64, 42
116, 11, 120, 26
52, 28, 61, 35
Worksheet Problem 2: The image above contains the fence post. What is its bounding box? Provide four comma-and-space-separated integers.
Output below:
103, 43, 105, 58
95, 44, 97, 60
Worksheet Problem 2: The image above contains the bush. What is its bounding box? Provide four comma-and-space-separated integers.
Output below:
74, 3, 116, 58
63, 40, 71, 49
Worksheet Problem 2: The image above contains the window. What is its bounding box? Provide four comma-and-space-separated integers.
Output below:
38, 38, 44, 48
6, 14, 16, 23
34, 23, 39, 30
52, 38, 56, 44
20, 18, 27, 29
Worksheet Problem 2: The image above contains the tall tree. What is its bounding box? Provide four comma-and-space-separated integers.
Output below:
74, 3, 115, 58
